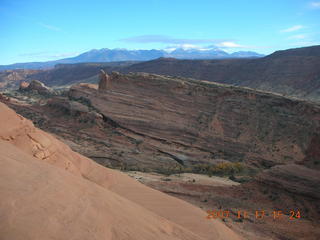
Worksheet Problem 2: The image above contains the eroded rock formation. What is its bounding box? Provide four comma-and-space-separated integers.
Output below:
98, 69, 110, 90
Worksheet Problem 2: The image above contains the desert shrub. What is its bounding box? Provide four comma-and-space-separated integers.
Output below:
134, 139, 143, 145
229, 175, 236, 181
189, 162, 245, 177
124, 161, 246, 177
154, 163, 186, 176
191, 164, 211, 174
155, 167, 175, 176
210, 162, 244, 176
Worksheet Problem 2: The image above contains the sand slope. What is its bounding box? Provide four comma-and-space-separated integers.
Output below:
0, 102, 241, 240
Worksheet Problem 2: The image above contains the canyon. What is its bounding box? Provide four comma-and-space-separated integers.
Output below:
1, 45, 319, 240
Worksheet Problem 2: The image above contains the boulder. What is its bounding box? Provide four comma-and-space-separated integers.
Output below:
19, 81, 29, 90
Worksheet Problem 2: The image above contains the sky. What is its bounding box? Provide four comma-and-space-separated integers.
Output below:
0, 0, 320, 64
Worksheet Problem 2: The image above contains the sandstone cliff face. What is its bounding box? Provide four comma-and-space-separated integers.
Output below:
0, 102, 242, 240
68, 72, 320, 169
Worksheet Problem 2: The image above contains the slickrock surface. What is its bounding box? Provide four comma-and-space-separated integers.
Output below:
0, 102, 242, 240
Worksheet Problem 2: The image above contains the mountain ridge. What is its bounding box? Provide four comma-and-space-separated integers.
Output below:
122, 45, 320, 102
0, 47, 264, 70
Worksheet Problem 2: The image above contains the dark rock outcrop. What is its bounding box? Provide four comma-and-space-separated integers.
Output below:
47, 97, 103, 123
19, 80, 55, 96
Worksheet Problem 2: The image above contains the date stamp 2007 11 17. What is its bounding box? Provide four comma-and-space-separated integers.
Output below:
206, 210, 301, 220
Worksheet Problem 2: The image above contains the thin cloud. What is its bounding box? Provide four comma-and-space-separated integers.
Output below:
281, 25, 304, 33
38, 22, 61, 31
120, 35, 269, 50
288, 34, 307, 40
19, 51, 49, 57
164, 43, 220, 52
216, 41, 245, 48
120, 35, 231, 44
289, 41, 320, 47
171, 44, 201, 49
310, 2, 320, 8
48, 52, 80, 58
18, 51, 79, 59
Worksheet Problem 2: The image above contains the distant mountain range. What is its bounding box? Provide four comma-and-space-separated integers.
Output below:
3, 45, 317, 102
0, 48, 264, 70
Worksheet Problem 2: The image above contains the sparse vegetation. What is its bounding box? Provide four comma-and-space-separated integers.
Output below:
189, 162, 245, 177
140, 161, 249, 178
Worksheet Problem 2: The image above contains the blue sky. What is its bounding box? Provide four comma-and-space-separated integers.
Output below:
1, 0, 320, 64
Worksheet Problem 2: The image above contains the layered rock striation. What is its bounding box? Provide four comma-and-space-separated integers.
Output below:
68, 72, 320, 168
